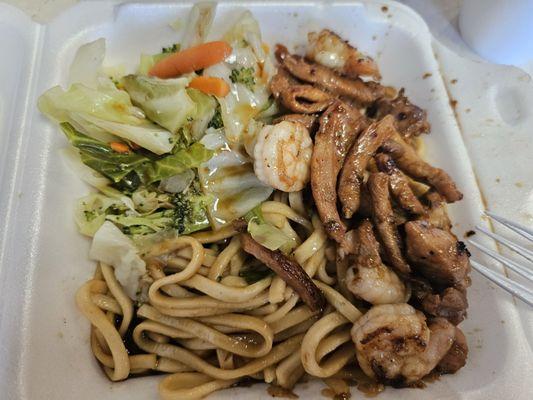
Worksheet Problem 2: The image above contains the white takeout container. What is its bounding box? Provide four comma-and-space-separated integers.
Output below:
0, 1, 531, 399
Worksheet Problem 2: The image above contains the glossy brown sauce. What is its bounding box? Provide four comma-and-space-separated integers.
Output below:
356, 381, 385, 397
267, 385, 299, 398
321, 388, 351, 400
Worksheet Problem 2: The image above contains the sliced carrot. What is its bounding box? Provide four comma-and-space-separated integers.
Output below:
149, 41, 232, 78
110, 142, 131, 153
188, 76, 230, 97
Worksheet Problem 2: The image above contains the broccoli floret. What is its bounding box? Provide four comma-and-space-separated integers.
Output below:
162, 43, 180, 54
84, 210, 97, 222
229, 67, 256, 91
171, 180, 211, 234
207, 105, 223, 129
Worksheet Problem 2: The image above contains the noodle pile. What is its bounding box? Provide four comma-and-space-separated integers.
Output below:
76, 193, 367, 399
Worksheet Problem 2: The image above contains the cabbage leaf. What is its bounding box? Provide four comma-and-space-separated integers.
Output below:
39, 82, 176, 155
68, 38, 106, 88
61, 122, 213, 190
122, 75, 195, 134
89, 221, 146, 299
199, 130, 272, 228
181, 2, 217, 49
244, 204, 295, 253
203, 11, 275, 145
75, 193, 130, 236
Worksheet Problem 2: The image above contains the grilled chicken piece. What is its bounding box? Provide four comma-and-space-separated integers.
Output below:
405, 221, 470, 286
420, 190, 452, 231
346, 220, 407, 304
311, 101, 366, 243
375, 153, 425, 215
380, 135, 463, 203
368, 172, 411, 274
241, 234, 326, 313
270, 67, 297, 97
306, 29, 381, 80
281, 85, 333, 114
421, 287, 468, 325
437, 326, 468, 374
369, 89, 430, 138
408, 274, 469, 325
274, 113, 319, 133
275, 44, 384, 105
351, 304, 456, 386
338, 115, 396, 218
270, 68, 333, 113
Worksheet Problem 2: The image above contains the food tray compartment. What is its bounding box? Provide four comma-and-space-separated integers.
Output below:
0, 1, 531, 399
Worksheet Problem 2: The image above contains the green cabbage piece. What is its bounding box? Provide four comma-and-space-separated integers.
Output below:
122, 75, 217, 145
39, 82, 175, 155
38, 83, 143, 126
203, 11, 274, 145
187, 88, 217, 140
61, 122, 148, 183
198, 130, 272, 228
107, 180, 211, 237
61, 122, 213, 191
245, 205, 295, 253
75, 193, 130, 236
122, 75, 196, 134
140, 142, 214, 184
89, 221, 146, 299
181, 2, 216, 49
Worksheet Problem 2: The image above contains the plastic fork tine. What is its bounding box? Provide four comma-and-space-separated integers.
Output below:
468, 240, 533, 282
470, 260, 533, 307
485, 211, 533, 242
475, 224, 533, 263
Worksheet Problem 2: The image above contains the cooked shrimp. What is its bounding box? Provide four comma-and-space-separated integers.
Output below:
346, 221, 407, 305
253, 121, 313, 192
307, 29, 381, 79
351, 304, 455, 385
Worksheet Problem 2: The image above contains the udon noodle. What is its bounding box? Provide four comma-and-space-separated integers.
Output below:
76, 193, 366, 399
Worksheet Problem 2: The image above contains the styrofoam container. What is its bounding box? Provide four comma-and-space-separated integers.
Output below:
0, 1, 531, 399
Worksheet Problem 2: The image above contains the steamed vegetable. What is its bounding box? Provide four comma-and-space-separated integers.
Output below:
187, 88, 217, 140
131, 189, 173, 213
149, 41, 232, 78
108, 180, 211, 236
245, 205, 295, 253
109, 141, 130, 153
61, 122, 148, 183
189, 76, 230, 97
159, 170, 195, 194
39, 82, 175, 155
181, 2, 217, 49
68, 38, 106, 88
38, 83, 144, 126
199, 130, 272, 228
140, 142, 213, 184
60, 147, 136, 211
75, 193, 130, 236
203, 11, 275, 144
76, 113, 174, 155
89, 221, 146, 299
122, 75, 217, 143
61, 122, 213, 190
229, 67, 255, 90
138, 44, 181, 75
122, 75, 196, 133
